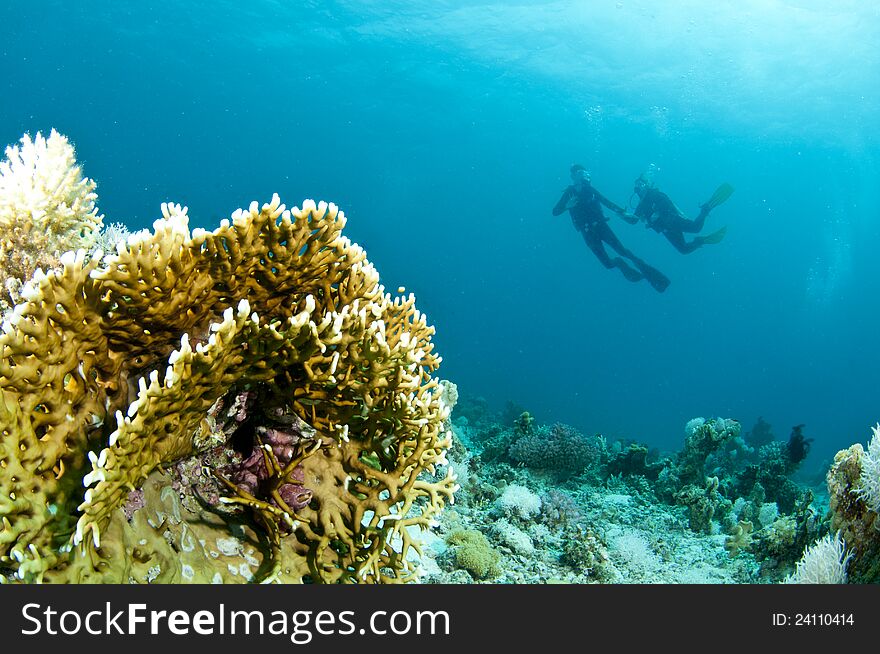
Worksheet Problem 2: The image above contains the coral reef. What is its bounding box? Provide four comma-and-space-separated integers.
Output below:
424, 408, 843, 583
0, 130, 103, 309
560, 526, 610, 579
734, 430, 813, 514
826, 439, 880, 583
748, 502, 825, 582
744, 416, 775, 449
0, 131, 456, 583
479, 417, 603, 481
508, 422, 603, 480
450, 394, 493, 431
604, 443, 667, 480
677, 417, 741, 487
423, 411, 761, 584
675, 476, 731, 534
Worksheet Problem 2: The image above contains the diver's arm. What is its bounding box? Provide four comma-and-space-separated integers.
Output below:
552, 187, 573, 216
595, 190, 629, 218
632, 195, 651, 220
619, 195, 651, 227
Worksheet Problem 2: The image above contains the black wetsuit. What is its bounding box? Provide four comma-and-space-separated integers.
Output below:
553, 181, 669, 292
553, 181, 644, 281
634, 187, 710, 254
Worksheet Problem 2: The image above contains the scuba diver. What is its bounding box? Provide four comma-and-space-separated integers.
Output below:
622, 168, 734, 254
553, 164, 670, 293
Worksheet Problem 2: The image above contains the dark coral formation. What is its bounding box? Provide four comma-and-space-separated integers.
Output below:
734, 434, 812, 514
220, 399, 317, 530
744, 416, 774, 449
508, 422, 604, 480
785, 424, 813, 468
677, 418, 741, 487
475, 413, 603, 481
605, 443, 666, 481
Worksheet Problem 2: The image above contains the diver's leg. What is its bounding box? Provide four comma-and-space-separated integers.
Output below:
582, 228, 643, 281
597, 223, 670, 291
669, 213, 704, 234
581, 228, 614, 268
665, 230, 702, 254
598, 223, 643, 264
600, 226, 657, 276
685, 212, 707, 233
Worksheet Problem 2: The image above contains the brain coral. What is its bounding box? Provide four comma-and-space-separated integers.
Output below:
0, 181, 456, 583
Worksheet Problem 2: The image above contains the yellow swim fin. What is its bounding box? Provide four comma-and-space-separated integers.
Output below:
701, 226, 727, 245
701, 183, 735, 212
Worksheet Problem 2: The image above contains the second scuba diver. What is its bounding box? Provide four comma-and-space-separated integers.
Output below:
621, 169, 734, 254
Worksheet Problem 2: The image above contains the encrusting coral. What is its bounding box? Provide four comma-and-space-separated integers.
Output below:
0, 131, 457, 583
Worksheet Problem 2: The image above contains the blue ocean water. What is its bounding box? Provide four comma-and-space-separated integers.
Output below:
3, 1, 878, 469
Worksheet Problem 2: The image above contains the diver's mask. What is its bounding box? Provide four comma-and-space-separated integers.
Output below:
633, 177, 648, 195
629, 178, 648, 207
570, 165, 591, 183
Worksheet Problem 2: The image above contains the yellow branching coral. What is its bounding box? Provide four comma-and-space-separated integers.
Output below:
0, 130, 103, 308
0, 184, 457, 583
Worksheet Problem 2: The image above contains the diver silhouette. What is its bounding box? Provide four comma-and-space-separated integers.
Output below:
553, 164, 669, 293
621, 171, 734, 254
